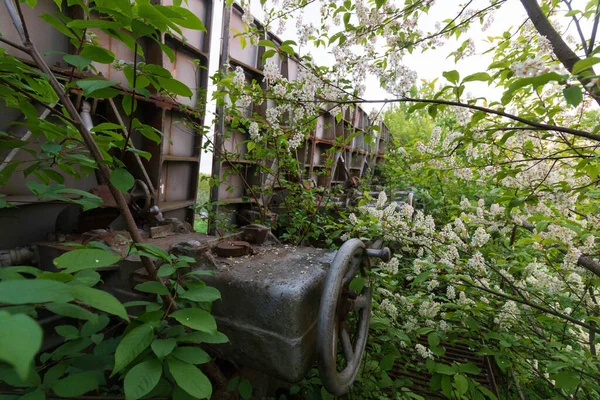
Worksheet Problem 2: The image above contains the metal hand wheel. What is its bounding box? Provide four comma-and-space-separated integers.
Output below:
316, 238, 391, 396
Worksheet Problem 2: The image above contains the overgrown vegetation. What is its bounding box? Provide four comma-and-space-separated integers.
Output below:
3, 0, 600, 398
0, 1, 223, 399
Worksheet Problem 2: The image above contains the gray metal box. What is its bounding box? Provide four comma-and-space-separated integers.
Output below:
200, 246, 334, 382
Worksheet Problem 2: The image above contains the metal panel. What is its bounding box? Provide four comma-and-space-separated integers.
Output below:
0, 0, 68, 66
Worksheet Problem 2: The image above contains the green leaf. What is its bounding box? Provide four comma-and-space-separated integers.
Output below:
552, 371, 579, 390
507, 72, 563, 92
172, 346, 211, 364
54, 249, 120, 273
157, 264, 175, 277
0, 280, 73, 304
180, 286, 221, 302
454, 374, 469, 396
52, 371, 98, 397
45, 302, 99, 323
63, 54, 92, 71
19, 389, 45, 400
70, 285, 129, 321
112, 324, 154, 376
110, 168, 135, 193
443, 70, 460, 84
124, 358, 162, 400
135, 281, 169, 295
81, 45, 115, 64
171, 308, 217, 333
0, 312, 42, 380
462, 72, 491, 83
154, 5, 206, 31
349, 276, 365, 293
379, 354, 394, 372
239, 379, 252, 400
434, 363, 456, 375
563, 85, 583, 107
75, 79, 119, 96
573, 57, 600, 74
458, 362, 481, 375
55, 325, 79, 340
428, 332, 440, 348
68, 19, 122, 29
151, 338, 177, 360
156, 77, 193, 97
168, 358, 212, 399
179, 331, 228, 344
258, 39, 277, 48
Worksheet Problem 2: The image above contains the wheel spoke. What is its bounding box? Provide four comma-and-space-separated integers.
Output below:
353, 293, 370, 309
339, 323, 354, 362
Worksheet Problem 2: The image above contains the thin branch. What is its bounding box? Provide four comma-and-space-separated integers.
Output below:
121, 40, 139, 162
280, 95, 600, 142
563, 0, 588, 56
0, 35, 27, 53
588, 0, 600, 55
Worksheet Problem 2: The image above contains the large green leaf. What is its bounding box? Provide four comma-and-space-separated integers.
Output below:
75, 79, 119, 96
563, 85, 583, 107
112, 324, 154, 376
81, 45, 115, 64
70, 286, 128, 321
156, 77, 193, 97
51, 371, 98, 397
135, 281, 169, 295
151, 338, 177, 360
170, 308, 217, 333
178, 331, 228, 344
573, 56, 600, 74
179, 286, 221, 302
54, 249, 120, 273
168, 358, 212, 399
45, 302, 99, 322
454, 374, 469, 396
552, 371, 579, 390
110, 168, 135, 193
0, 279, 73, 304
63, 54, 92, 71
442, 70, 460, 84
124, 358, 162, 400
172, 346, 211, 364
0, 311, 42, 380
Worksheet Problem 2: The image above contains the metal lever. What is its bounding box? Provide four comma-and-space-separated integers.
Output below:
366, 247, 391, 262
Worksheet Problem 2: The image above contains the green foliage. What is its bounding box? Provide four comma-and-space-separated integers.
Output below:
0, 1, 224, 399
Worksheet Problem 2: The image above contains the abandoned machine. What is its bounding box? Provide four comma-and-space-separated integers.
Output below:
0, 0, 393, 396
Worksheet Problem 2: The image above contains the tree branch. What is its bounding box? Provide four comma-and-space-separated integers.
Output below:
588, 1, 600, 55
520, 0, 600, 105
563, 0, 589, 56
288, 95, 600, 142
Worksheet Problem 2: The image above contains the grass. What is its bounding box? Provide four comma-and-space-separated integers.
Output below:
194, 173, 210, 234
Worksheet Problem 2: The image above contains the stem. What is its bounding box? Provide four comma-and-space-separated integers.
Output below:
121, 40, 139, 162
588, 1, 600, 55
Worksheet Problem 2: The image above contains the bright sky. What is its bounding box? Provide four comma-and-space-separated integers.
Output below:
199, 0, 587, 173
